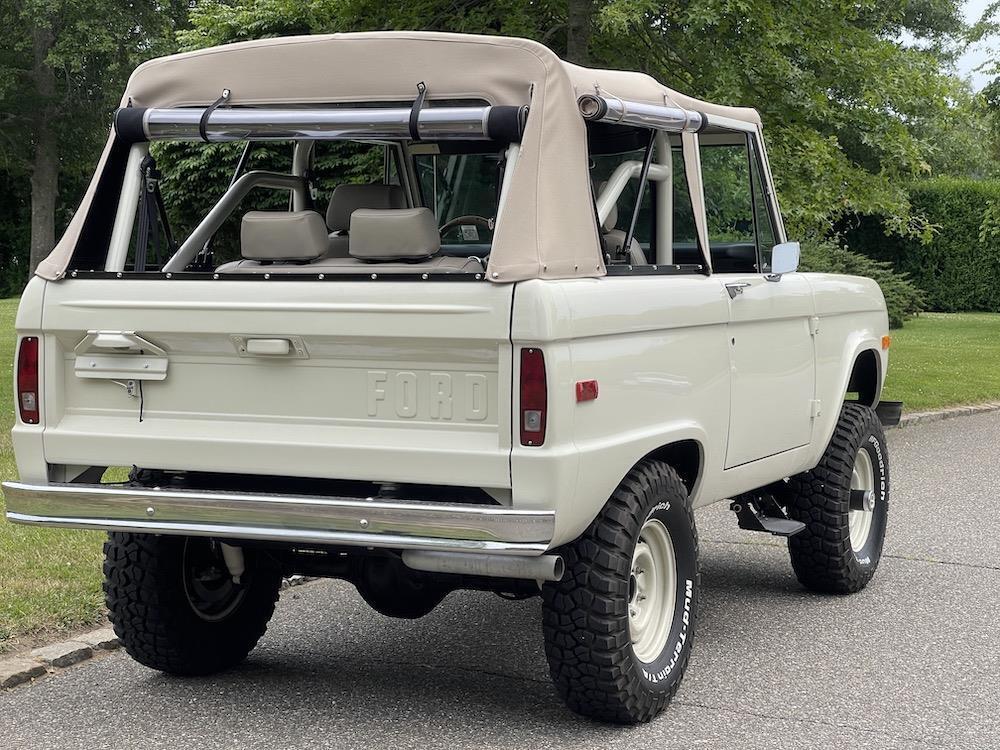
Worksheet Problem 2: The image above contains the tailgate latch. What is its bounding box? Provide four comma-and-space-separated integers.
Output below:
74, 331, 168, 381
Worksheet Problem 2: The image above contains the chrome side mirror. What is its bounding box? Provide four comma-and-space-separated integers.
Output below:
770, 241, 800, 275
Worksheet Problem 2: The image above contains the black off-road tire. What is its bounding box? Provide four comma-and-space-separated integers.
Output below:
541, 460, 699, 724
783, 402, 890, 594
104, 533, 283, 675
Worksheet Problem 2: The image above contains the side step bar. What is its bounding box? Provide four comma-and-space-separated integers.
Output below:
731, 495, 806, 537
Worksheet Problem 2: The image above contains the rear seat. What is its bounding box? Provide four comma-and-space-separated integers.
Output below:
216, 207, 484, 275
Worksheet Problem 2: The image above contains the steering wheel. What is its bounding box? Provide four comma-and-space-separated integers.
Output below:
438, 215, 494, 236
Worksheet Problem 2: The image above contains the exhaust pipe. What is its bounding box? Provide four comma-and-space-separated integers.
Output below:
401, 550, 564, 582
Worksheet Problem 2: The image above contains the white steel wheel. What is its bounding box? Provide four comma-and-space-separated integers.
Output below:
849, 447, 875, 552
628, 518, 677, 664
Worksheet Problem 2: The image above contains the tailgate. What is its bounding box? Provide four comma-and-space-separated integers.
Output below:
39, 279, 514, 489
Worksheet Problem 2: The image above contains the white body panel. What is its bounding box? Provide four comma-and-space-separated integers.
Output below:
10, 269, 888, 550
18, 278, 514, 490
718, 273, 816, 468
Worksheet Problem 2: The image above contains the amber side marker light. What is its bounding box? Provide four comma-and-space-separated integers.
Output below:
17, 336, 39, 424
882, 335, 891, 350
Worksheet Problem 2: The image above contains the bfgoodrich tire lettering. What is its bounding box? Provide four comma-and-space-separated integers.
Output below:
541, 459, 699, 724
783, 402, 890, 593
104, 533, 282, 675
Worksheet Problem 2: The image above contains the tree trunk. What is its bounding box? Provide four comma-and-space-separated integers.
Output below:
29, 25, 58, 275
566, 0, 594, 65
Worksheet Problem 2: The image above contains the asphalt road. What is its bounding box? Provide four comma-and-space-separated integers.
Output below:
3, 412, 1000, 749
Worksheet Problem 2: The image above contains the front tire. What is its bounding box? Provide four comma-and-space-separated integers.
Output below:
104, 534, 282, 675
541, 460, 699, 724
783, 402, 890, 593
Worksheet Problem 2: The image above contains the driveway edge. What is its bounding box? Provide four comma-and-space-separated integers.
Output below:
1, 575, 316, 691
893, 401, 1000, 429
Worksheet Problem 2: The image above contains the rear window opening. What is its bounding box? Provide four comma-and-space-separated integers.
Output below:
67, 101, 522, 281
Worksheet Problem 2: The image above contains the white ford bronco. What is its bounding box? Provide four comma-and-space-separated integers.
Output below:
4, 32, 899, 723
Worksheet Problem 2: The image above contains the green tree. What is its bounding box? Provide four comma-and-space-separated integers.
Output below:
0, 0, 186, 275
174, 0, 970, 243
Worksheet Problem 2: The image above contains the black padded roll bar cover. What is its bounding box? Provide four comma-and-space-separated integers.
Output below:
113, 107, 148, 144
486, 105, 528, 143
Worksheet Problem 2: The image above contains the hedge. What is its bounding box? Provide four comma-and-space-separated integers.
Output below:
798, 239, 925, 328
843, 178, 1000, 313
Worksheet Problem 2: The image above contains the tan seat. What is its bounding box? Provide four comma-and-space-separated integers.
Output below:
215, 210, 328, 272
597, 182, 646, 266
349, 207, 440, 261
325, 183, 406, 258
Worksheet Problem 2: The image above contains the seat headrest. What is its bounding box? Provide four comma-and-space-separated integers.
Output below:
349, 208, 440, 261
326, 183, 406, 231
240, 211, 328, 261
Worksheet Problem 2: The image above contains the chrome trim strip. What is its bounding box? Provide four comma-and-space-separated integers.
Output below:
2, 481, 553, 555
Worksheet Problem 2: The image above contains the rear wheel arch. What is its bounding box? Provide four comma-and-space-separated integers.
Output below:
642, 439, 703, 498
846, 348, 881, 407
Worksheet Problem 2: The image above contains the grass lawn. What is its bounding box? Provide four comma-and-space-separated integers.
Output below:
881, 312, 1000, 412
0, 298, 105, 653
0, 301, 996, 651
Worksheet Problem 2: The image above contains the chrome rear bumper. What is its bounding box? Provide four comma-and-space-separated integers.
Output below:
2, 481, 554, 555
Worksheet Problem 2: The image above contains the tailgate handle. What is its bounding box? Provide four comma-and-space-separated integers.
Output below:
245, 338, 291, 356
74, 331, 168, 381
231, 334, 308, 359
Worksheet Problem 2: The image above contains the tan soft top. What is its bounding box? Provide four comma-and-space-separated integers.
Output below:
37, 31, 761, 282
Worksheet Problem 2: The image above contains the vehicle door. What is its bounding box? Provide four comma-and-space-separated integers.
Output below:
698, 132, 817, 468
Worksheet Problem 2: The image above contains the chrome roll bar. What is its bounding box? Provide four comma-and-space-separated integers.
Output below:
577, 94, 705, 133
114, 104, 528, 143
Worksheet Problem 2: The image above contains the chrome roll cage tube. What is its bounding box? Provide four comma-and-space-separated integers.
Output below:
114, 104, 529, 144
577, 94, 706, 134
162, 171, 307, 273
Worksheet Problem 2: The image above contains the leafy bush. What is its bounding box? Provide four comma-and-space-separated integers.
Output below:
798, 238, 925, 328
843, 178, 1000, 313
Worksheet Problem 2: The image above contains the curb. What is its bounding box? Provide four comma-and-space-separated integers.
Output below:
1, 627, 117, 689
0, 576, 316, 691
893, 401, 1000, 429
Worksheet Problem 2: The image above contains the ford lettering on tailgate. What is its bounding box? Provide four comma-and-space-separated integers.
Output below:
366, 371, 490, 421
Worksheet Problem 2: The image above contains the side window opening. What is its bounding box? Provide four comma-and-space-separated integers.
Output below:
699, 134, 768, 274
586, 123, 704, 273
749, 143, 777, 273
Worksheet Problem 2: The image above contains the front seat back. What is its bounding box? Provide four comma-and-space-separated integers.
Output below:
325, 183, 406, 257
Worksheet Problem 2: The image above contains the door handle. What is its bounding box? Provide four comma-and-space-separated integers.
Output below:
725, 282, 752, 299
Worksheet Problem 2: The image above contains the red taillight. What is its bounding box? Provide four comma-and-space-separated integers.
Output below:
519, 348, 547, 446
17, 336, 39, 424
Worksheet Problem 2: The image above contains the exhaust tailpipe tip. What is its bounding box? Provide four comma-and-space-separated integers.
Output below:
401, 550, 564, 582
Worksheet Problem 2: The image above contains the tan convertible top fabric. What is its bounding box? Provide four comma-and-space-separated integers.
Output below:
37, 31, 761, 282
